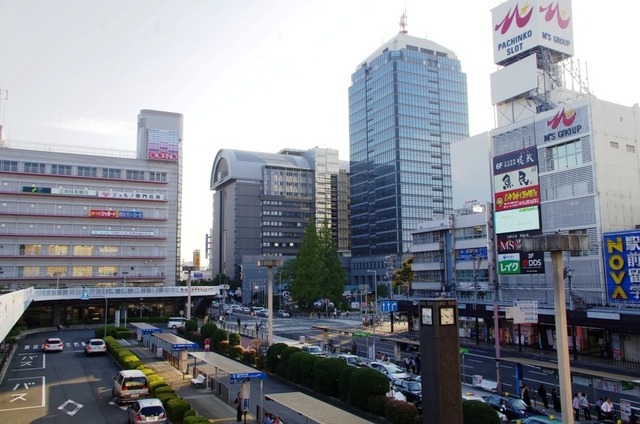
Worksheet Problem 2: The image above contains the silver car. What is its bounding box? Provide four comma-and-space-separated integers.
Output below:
127, 398, 167, 424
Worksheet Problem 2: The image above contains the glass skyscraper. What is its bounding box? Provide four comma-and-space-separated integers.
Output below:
349, 31, 469, 263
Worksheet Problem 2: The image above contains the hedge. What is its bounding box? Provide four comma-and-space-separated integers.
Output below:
166, 398, 192, 423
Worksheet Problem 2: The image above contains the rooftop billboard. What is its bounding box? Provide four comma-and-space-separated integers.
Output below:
492, 0, 574, 66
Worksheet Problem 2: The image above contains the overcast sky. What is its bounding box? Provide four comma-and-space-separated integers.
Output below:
1, 1, 638, 263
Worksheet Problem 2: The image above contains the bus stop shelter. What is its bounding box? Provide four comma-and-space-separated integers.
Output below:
265, 392, 372, 424
129, 322, 162, 347
189, 351, 267, 417
152, 332, 198, 370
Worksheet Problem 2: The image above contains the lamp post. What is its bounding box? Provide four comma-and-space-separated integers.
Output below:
54, 272, 62, 290
473, 254, 482, 345
367, 270, 378, 360
81, 289, 108, 337
258, 258, 282, 346
182, 266, 195, 319
564, 267, 577, 360
122, 271, 129, 287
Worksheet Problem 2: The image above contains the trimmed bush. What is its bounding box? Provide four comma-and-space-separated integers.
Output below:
241, 348, 257, 365
228, 332, 241, 346
278, 346, 301, 377
115, 330, 134, 339
313, 357, 346, 396
229, 345, 244, 359
287, 351, 305, 383
368, 394, 388, 416
166, 398, 191, 423
211, 328, 228, 350
265, 343, 288, 373
154, 386, 176, 396
200, 322, 217, 340
157, 392, 179, 405
298, 353, 320, 388
348, 367, 388, 410
183, 416, 210, 424
149, 379, 168, 395
338, 366, 356, 401
462, 400, 500, 424
183, 408, 196, 418
185, 319, 198, 333
385, 398, 419, 424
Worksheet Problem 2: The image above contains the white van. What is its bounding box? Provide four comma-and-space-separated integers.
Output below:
112, 369, 149, 404
167, 317, 188, 329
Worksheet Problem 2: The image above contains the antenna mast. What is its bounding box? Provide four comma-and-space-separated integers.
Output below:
399, 9, 408, 34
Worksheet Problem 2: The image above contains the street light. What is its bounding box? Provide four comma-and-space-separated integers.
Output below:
367, 270, 378, 360
473, 254, 483, 345
54, 272, 62, 290
563, 267, 574, 311
258, 258, 283, 346
81, 289, 108, 337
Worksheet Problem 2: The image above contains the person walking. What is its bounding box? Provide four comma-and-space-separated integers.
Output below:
521, 384, 531, 407
234, 392, 243, 422
537, 383, 548, 409
581, 392, 591, 420
600, 397, 614, 420
551, 388, 561, 412
573, 393, 581, 420
262, 411, 272, 424
351, 341, 357, 356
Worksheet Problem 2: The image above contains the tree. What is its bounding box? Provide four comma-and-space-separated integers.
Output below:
291, 218, 325, 308
318, 220, 346, 305
392, 258, 414, 298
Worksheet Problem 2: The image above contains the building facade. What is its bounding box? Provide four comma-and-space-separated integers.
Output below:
209, 147, 349, 301
348, 29, 469, 289
0, 110, 183, 291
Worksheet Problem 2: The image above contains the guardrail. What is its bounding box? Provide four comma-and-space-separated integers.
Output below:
32, 286, 219, 302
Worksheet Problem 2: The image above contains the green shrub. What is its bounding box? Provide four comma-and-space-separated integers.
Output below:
166, 398, 191, 423
278, 347, 301, 377
338, 366, 356, 401
200, 322, 217, 340
183, 416, 210, 424
149, 379, 168, 395
348, 367, 388, 410
183, 408, 196, 418
287, 351, 304, 383
115, 330, 134, 339
211, 328, 228, 350
157, 392, 179, 404
265, 343, 288, 373
298, 353, 320, 388
313, 357, 346, 396
385, 398, 419, 424
229, 345, 244, 359
228, 332, 241, 346
462, 400, 500, 424
185, 319, 198, 333
368, 394, 388, 416
241, 348, 257, 365
154, 386, 176, 397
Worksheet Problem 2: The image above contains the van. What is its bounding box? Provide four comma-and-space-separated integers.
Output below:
167, 317, 188, 329
112, 369, 149, 404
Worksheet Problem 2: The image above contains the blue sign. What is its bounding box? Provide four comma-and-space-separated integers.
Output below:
380, 301, 398, 312
230, 372, 266, 383
172, 343, 197, 351
142, 328, 162, 334
603, 231, 640, 303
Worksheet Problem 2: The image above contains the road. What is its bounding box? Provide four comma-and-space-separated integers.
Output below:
0, 329, 125, 423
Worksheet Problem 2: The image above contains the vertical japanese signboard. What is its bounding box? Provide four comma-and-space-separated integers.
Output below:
603, 231, 640, 302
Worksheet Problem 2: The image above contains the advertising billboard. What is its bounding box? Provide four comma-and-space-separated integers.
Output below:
492, 0, 574, 66
603, 231, 640, 302
493, 146, 544, 274
147, 128, 180, 162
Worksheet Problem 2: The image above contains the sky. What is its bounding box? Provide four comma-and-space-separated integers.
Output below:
1, 1, 639, 263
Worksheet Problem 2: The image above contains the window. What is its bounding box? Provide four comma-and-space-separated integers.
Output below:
547, 139, 582, 171
78, 166, 97, 177
0, 160, 18, 172
149, 172, 167, 182
24, 162, 45, 174
102, 168, 121, 179
51, 164, 73, 176
126, 170, 145, 181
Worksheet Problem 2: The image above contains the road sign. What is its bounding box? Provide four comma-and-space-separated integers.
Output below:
230, 372, 266, 384
514, 300, 538, 324
380, 300, 398, 312
282, 291, 290, 299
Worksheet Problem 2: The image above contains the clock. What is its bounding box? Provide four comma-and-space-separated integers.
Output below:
421, 307, 433, 325
439, 306, 455, 325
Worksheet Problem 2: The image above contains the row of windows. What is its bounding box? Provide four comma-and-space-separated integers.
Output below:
0, 160, 168, 182
6, 243, 163, 256
13, 266, 163, 278
261, 242, 297, 248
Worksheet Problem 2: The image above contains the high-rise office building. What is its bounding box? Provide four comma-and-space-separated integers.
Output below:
348, 26, 469, 286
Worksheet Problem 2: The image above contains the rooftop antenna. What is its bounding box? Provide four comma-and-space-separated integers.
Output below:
399, 8, 408, 34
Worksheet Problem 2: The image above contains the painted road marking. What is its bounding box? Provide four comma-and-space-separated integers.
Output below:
0, 376, 45, 412
58, 399, 83, 416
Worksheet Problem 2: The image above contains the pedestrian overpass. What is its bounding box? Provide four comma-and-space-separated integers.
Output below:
0, 286, 219, 342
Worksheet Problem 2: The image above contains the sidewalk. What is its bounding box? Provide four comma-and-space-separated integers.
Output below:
137, 349, 250, 424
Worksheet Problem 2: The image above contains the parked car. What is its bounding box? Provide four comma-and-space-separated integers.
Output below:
43, 337, 64, 352
276, 309, 290, 317
337, 354, 366, 367
127, 398, 167, 424
167, 317, 188, 329
313, 299, 334, 308
301, 345, 326, 356
112, 369, 149, 404
257, 309, 269, 318
84, 338, 106, 355
392, 378, 422, 403
520, 416, 562, 424
461, 392, 509, 423
240, 306, 251, 313
484, 393, 547, 421
369, 361, 410, 381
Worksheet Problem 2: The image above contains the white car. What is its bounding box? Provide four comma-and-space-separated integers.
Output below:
84, 338, 107, 355
43, 337, 64, 352
301, 345, 326, 356
276, 310, 290, 318
369, 361, 410, 380
167, 317, 188, 329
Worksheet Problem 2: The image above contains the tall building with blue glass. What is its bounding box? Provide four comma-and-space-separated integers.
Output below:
348, 29, 469, 287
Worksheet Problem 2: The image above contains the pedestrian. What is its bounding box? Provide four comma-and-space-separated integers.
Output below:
271, 415, 283, 424
352, 341, 357, 356
581, 392, 591, 420
521, 384, 531, 407
600, 397, 614, 420
403, 356, 411, 373
234, 392, 243, 422
414, 355, 421, 375
237, 317, 241, 328
630, 409, 638, 424
537, 383, 548, 409
551, 388, 560, 412
595, 397, 604, 419
573, 393, 581, 420
410, 357, 416, 374
262, 411, 271, 424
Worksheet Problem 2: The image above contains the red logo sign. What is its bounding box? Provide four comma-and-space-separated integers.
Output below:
546, 108, 576, 129
539, 2, 571, 29
495, 3, 533, 34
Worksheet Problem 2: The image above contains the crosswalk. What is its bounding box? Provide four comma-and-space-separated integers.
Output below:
23, 341, 87, 351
